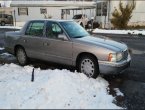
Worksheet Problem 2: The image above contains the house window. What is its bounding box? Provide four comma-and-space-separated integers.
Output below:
40, 8, 47, 14
18, 7, 28, 16
96, 2, 102, 16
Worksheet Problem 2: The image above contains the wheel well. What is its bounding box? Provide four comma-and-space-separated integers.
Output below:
14, 45, 25, 56
76, 52, 99, 67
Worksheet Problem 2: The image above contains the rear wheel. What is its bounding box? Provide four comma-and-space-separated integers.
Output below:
78, 55, 99, 78
16, 47, 28, 66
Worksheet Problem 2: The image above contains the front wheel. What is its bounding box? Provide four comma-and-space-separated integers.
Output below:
78, 55, 99, 78
16, 47, 28, 66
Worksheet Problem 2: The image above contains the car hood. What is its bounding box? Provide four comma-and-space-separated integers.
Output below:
72, 36, 127, 52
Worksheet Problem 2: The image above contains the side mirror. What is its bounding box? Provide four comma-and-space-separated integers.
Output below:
58, 34, 68, 41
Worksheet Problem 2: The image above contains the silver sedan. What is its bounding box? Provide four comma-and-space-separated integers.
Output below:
5, 20, 131, 78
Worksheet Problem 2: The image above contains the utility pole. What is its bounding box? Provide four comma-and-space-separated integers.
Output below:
13, 9, 16, 26
108, 0, 111, 29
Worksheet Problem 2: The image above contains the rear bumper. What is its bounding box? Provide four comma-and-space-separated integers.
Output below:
98, 55, 131, 74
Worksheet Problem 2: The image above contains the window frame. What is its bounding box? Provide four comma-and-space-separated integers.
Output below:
18, 7, 28, 16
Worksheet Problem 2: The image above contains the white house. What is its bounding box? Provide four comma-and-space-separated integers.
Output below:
10, 1, 96, 27
95, 0, 145, 28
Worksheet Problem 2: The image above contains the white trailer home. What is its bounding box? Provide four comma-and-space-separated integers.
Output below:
95, 0, 145, 28
10, 1, 96, 27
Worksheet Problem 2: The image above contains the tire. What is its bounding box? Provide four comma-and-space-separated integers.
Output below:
16, 47, 28, 66
78, 55, 99, 78
1, 21, 5, 26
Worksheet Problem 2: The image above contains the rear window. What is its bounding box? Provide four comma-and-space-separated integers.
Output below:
0, 14, 12, 18
73, 14, 82, 19
25, 21, 44, 37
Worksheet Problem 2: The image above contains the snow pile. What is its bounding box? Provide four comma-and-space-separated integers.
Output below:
0, 64, 122, 109
93, 28, 145, 35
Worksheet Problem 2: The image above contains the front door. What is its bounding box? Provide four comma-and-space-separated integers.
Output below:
43, 21, 73, 65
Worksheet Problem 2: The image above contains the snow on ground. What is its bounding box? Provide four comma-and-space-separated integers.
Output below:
0, 47, 4, 51
0, 64, 122, 109
93, 28, 145, 35
114, 88, 124, 97
0, 26, 22, 30
0, 52, 12, 56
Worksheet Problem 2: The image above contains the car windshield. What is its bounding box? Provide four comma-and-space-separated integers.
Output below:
60, 21, 89, 38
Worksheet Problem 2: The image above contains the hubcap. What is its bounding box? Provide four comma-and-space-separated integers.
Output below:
17, 49, 26, 64
81, 58, 95, 77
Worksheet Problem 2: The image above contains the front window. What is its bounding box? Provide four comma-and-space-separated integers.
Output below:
60, 21, 89, 38
46, 21, 64, 39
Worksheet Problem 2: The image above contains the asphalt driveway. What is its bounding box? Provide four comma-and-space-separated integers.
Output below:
93, 33, 145, 109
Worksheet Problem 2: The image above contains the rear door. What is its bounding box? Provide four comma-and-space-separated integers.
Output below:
19, 21, 46, 59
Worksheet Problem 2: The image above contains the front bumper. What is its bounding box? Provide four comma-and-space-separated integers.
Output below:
98, 55, 131, 74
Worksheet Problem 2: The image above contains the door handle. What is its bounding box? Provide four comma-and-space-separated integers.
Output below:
43, 42, 49, 46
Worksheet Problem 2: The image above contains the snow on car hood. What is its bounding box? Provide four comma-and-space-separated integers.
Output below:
74, 36, 127, 52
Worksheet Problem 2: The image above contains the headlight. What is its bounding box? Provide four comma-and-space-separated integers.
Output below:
108, 53, 123, 62
116, 53, 123, 61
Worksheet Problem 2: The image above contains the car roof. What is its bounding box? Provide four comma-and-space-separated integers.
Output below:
28, 19, 73, 23
73, 14, 86, 16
